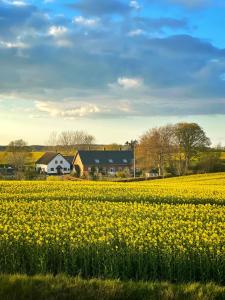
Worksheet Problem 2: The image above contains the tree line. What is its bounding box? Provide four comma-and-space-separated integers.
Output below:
2, 124, 225, 178
47, 130, 96, 153
3, 131, 96, 179
137, 122, 224, 176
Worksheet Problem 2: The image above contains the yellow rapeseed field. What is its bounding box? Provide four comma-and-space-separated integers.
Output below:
0, 173, 225, 282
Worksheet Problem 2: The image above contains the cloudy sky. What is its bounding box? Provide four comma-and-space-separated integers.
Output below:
0, 0, 225, 145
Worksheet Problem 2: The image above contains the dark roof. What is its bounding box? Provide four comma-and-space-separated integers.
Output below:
76, 150, 133, 166
64, 156, 74, 165
36, 152, 59, 165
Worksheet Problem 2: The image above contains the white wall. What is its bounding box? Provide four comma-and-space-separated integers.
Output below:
36, 164, 48, 173
36, 154, 71, 175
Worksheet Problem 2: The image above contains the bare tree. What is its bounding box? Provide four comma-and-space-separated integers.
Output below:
55, 130, 96, 153
46, 131, 59, 152
82, 133, 95, 145
58, 131, 73, 153
70, 130, 95, 145
7, 152, 27, 171
7, 139, 29, 175
7, 139, 29, 152
137, 125, 175, 177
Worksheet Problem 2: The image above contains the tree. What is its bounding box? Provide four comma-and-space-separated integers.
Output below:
58, 131, 73, 153
194, 151, 225, 173
47, 130, 96, 153
7, 152, 27, 171
174, 123, 211, 174
137, 125, 175, 177
7, 139, 29, 152
46, 131, 59, 152
6, 139, 29, 176
81, 132, 95, 145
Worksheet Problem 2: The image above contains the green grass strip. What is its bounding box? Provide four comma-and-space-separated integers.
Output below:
0, 274, 225, 300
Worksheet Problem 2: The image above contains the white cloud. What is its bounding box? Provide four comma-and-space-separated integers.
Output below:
55, 39, 73, 48
117, 77, 143, 89
48, 26, 68, 37
0, 41, 28, 48
129, 1, 141, 9
128, 29, 144, 37
118, 100, 133, 113
73, 16, 100, 28
3, 0, 28, 6
35, 101, 101, 118
12, 0, 26, 5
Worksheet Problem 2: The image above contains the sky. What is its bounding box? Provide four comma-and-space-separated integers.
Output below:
0, 0, 225, 145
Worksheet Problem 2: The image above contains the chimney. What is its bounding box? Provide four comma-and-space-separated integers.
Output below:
103, 147, 106, 151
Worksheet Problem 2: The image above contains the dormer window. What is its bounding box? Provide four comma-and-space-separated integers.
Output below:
123, 159, 128, 163
109, 159, 113, 163
95, 159, 100, 163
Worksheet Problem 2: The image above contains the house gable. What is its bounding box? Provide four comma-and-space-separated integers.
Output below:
36, 153, 71, 175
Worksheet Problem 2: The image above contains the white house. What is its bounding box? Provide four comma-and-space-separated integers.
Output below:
36, 152, 71, 175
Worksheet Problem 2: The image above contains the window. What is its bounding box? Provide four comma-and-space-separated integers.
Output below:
64, 168, 67, 171
60, 160, 63, 164
55, 160, 58, 164
110, 168, 115, 173
51, 168, 54, 171
123, 159, 128, 163
109, 159, 113, 163
95, 159, 100, 163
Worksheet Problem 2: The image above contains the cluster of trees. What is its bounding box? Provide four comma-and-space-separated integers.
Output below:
2, 123, 225, 180
7, 139, 29, 171
3, 130, 96, 178
47, 130, 96, 153
136, 122, 222, 176
2, 139, 33, 179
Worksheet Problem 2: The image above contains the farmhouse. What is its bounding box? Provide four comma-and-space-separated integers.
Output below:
64, 156, 74, 171
73, 150, 133, 177
36, 152, 71, 175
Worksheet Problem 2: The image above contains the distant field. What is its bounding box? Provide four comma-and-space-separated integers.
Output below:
0, 173, 225, 284
1, 172, 225, 204
0, 152, 44, 165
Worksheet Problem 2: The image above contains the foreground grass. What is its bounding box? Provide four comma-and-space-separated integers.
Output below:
0, 275, 225, 300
